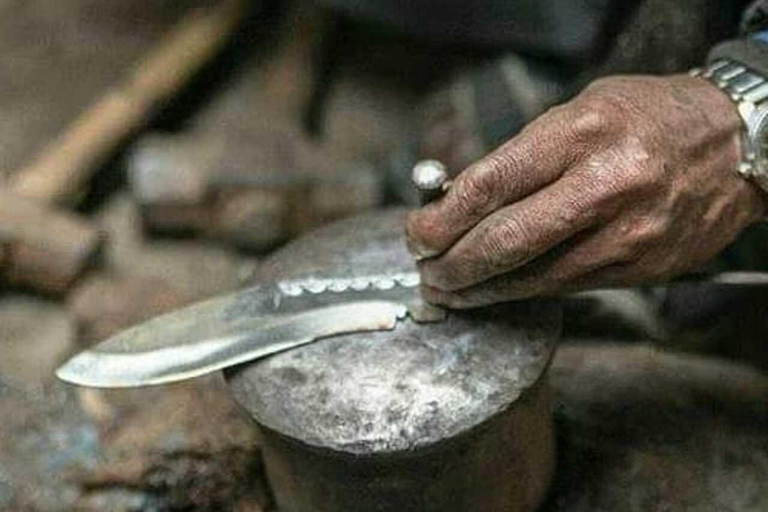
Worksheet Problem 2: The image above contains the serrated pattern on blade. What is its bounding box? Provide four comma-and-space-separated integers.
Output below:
277, 272, 421, 297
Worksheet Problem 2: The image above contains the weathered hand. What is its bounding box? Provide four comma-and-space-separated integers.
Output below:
406, 75, 767, 308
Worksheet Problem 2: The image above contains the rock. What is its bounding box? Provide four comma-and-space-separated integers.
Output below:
127, 129, 383, 252
64, 194, 254, 346
545, 343, 768, 512
0, 195, 263, 511
0, 374, 268, 512
67, 272, 188, 345
128, 134, 215, 234
0, 296, 76, 390
97, 194, 252, 301
71, 375, 267, 511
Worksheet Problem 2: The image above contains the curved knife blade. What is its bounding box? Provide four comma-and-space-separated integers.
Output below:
56, 273, 437, 388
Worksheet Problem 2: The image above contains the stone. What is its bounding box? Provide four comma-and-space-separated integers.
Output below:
67, 272, 188, 345
128, 134, 215, 234
545, 343, 768, 512
227, 209, 560, 512
0, 374, 269, 512
71, 375, 267, 511
0, 192, 264, 511
127, 129, 384, 252
65, 194, 254, 346
0, 296, 76, 390
97, 194, 252, 301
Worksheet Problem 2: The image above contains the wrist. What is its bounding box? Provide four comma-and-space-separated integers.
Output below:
689, 63, 768, 222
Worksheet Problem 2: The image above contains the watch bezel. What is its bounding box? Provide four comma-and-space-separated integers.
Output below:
748, 105, 768, 179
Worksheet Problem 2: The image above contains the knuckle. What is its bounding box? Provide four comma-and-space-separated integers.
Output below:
558, 189, 595, 227
572, 95, 630, 140
459, 152, 519, 211
453, 170, 494, 220
579, 143, 657, 214
618, 137, 657, 189
478, 217, 532, 270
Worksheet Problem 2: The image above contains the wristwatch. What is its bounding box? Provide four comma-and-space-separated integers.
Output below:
691, 59, 768, 193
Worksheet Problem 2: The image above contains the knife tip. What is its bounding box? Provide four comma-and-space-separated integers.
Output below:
55, 358, 87, 387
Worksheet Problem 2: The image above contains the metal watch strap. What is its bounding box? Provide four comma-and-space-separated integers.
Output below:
691, 59, 768, 184
692, 59, 768, 104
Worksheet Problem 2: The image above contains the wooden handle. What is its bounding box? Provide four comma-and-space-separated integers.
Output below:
0, 190, 105, 294
9, 0, 250, 204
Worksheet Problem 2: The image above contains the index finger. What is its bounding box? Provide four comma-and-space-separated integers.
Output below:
405, 105, 587, 259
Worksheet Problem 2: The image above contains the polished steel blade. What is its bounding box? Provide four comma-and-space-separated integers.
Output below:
56, 274, 429, 388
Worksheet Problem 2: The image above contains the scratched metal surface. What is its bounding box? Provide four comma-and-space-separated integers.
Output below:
228, 209, 560, 454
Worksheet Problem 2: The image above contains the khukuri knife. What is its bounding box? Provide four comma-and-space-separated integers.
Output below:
56, 272, 446, 388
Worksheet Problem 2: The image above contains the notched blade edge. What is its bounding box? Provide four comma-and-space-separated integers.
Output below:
55, 301, 410, 388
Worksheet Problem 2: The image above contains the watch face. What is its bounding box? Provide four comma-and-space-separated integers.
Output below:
752, 108, 768, 177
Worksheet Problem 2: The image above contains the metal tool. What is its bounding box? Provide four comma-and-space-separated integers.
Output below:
56, 271, 450, 388
412, 160, 451, 205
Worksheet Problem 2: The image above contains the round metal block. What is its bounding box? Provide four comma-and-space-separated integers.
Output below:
227, 209, 561, 512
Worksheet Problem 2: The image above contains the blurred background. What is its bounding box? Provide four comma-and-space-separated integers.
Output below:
0, 1, 501, 509
0, 0, 764, 511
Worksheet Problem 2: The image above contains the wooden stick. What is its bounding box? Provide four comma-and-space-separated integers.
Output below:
9, 0, 250, 204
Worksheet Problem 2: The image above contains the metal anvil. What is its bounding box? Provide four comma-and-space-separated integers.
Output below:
225, 209, 561, 512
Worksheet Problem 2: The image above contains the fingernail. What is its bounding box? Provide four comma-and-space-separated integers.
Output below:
406, 237, 440, 261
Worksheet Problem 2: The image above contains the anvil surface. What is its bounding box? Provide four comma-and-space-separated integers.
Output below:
227, 209, 560, 512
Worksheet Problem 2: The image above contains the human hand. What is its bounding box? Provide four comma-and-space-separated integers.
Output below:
406, 75, 767, 308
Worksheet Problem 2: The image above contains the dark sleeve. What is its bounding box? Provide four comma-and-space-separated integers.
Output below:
707, 1, 768, 72
742, 0, 768, 34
